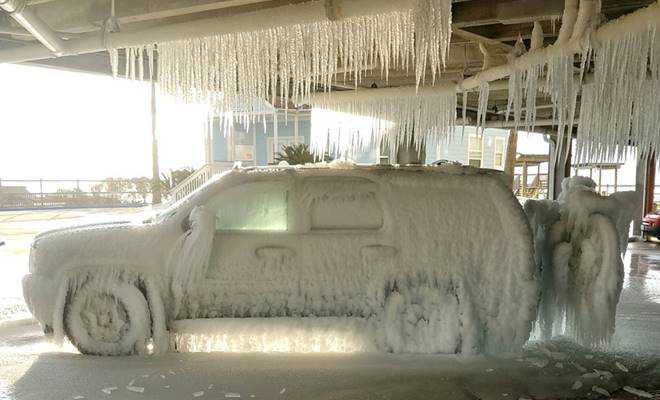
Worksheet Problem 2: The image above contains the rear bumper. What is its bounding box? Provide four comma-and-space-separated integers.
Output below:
22, 273, 57, 327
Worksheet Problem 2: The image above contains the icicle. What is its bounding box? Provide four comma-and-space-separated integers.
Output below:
476, 82, 489, 133
309, 87, 457, 158
108, 48, 119, 77
116, 3, 451, 116
414, 0, 453, 86
531, 21, 544, 51
576, 23, 659, 162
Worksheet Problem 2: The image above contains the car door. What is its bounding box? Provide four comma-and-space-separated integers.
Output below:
201, 177, 303, 318
298, 175, 397, 318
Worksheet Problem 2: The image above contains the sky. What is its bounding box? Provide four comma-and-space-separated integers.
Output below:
0, 63, 207, 181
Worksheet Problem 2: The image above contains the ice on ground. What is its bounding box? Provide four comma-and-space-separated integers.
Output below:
126, 385, 145, 393
622, 386, 653, 398
525, 177, 639, 347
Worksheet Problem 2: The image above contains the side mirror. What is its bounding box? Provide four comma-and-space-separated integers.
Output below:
181, 213, 191, 232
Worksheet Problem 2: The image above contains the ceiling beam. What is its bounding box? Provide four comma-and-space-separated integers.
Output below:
452, 28, 514, 52
452, 0, 564, 28
17, 0, 279, 33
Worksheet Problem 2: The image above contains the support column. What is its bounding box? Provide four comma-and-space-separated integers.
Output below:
645, 154, 656, 216
151, 81, 162, 205
633, 152, 648, 236
504, 129, 518, 189
548, 136, 572, 200
614, 167, 618, 193
273, 112, 279, 164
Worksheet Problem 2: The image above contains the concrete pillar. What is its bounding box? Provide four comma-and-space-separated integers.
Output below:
504, 129, 518, 188
645, 155, 656, 215
151, 81, 161, 205
633, 152, 648, 236
522, 161, 528, 196
548, 136, 572, 200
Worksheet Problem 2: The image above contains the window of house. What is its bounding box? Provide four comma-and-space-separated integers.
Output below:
303, 178, 383, 230
468, 135, 483, 168
493, 138, 506, 170
232, 127, 255, 161
210, 181, 288, 231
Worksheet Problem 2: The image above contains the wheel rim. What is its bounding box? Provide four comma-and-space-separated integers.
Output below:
66, 281, 150, 356
79, 293, 129, 344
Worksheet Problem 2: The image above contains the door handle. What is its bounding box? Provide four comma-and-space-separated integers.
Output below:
361, 245, 397, 261
255, 246, 296, 261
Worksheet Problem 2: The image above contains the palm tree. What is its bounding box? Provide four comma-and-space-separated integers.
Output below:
274, 143, 315, 165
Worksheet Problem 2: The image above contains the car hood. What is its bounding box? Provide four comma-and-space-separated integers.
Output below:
33, 220, 133, 242
29, 219, 171, 276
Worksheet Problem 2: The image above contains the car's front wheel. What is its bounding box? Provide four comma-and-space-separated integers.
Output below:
65, 280, 151, 356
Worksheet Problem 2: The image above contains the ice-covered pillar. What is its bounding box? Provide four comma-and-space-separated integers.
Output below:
548, 135, 572, 200
151, 80, 162, 205
632, 152, 649, 236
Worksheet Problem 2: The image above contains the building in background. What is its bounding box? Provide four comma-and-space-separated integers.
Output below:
208, 115, 514, 170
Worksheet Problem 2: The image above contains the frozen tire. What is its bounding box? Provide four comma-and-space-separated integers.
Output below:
65, 281, 150, 356
383, 283, 463, 354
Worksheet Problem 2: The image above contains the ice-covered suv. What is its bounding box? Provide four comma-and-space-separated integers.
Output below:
23, 164, 537, 356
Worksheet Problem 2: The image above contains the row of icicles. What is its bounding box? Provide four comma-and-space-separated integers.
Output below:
110, 0, 659, 163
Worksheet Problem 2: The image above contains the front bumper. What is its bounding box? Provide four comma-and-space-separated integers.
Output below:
22, 273, 57, 327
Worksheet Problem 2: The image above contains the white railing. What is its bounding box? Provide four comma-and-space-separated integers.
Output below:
168, 162, 234, 202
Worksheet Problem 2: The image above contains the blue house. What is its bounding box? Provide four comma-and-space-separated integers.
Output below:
210, 111, 511, 170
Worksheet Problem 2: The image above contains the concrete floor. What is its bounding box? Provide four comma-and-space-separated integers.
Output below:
0, 209, 659, 399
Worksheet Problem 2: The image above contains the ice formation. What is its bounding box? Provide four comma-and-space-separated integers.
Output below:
111, 0, 452, 112
169, 205, 216, 318
309, 85, 456, 157
24, 166, 537, 355
524, 177, 639, 347
577, 20, 660, 162
171, 167, 537, 354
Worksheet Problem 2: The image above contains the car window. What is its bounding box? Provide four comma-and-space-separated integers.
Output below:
208, 181, 288, 232
302, 177, 383, 231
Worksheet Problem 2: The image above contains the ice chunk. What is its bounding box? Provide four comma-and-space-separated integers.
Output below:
101, 387, 118, 395
591, 386, 610, 397
571, 381, 583, 390
225, 394, 241, 398
622, 386, 653, 398
126, 386, 145, 393
192, 391, 204, 397
615, 361, 629, 372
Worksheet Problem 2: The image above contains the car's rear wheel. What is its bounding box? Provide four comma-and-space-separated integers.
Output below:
65, 281, 151, 356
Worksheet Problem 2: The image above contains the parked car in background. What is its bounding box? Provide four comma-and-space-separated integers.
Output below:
642, 211, 660, 240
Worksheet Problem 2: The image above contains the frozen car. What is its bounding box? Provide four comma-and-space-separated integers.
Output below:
23, 165, 537, 356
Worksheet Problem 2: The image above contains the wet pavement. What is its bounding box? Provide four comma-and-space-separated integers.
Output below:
612, 242, 660, 354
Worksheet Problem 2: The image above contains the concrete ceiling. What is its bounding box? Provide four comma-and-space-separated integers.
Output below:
0, 0, 655, 126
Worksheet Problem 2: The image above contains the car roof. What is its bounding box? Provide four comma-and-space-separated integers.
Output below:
161, 162, 507, 219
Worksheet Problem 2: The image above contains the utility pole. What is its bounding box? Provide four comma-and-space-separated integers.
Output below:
151, 80, 162, 204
